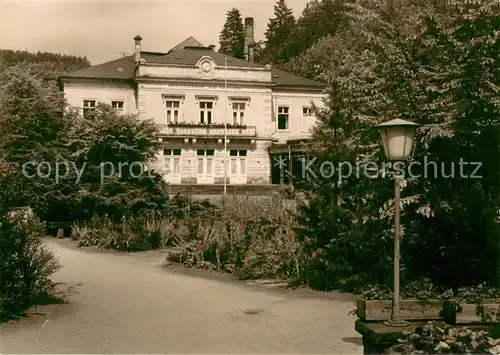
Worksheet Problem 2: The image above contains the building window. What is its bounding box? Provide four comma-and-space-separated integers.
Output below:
199, 102, 213, 125
111, 100, 124, 114
82, 100, 96, 118
230, 149, 247, 177
197, 149, 215, 176
164, 148, 181, 176
166, 100, 180, 124
277, 106, 289, 130
232, 102, 245, 125
302, 106, 313, 131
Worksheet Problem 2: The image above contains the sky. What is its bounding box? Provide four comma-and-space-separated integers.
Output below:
1, 0, 309, 65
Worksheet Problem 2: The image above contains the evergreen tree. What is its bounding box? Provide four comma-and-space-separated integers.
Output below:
294, 0, 355, 54
262, 0, 298, 64
251, 40, 266, 64
0, 49, 91, 86
218, 8, 245, 59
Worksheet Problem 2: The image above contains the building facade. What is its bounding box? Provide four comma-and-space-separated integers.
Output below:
59, 18, 327, 186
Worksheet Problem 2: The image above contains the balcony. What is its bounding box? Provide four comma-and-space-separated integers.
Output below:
157, 122, 257, 138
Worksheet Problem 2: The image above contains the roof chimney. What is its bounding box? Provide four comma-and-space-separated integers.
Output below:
244, 17, 255, 62
208, 44, 216, 51
134, 35, 142, 64
248, 43, 255, 63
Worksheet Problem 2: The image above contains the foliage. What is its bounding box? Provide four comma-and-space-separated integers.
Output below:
293, 55, 391, 290
67, 103, 170, 222
0, 205, 60, 320
0, 65, 79, 222
0, 70, 170, 224
388, 321, 500, 354
73, 215, 178, 251
72, 196, 217, 251
0, 49, 91, 80
358, 279, 454, 301
165, 196, 302, 281
455, 283, 500, 303
293, 0, 356, 55
261, 0, 299, 64
218, 8, 245, 59
451, 283, 500, 323
293, 0, 500, 292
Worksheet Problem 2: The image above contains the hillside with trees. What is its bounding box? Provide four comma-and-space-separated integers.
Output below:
0, 49, 91, 82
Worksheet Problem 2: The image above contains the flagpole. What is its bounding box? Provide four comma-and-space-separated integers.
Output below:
223, 56, 228, 197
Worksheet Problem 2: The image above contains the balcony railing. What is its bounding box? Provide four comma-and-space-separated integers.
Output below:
157, 123, 257, 137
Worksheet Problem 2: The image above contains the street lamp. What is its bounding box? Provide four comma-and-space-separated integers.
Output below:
376, 118, 419, 327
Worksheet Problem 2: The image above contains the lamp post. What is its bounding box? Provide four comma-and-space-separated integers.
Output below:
376, 118, 419, 327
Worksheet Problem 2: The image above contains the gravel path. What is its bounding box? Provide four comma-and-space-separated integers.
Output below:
0, 238, 362, 354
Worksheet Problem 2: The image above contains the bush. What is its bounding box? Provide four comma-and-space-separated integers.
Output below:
68, 104, 171, 223
166, 196, 303, 281
357, 279, 455, 301
388, 321, 500, 354
0, 206, 60, 320
72, 213, 183, 251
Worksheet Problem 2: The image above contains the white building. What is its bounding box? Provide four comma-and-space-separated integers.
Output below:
59, 18, 327, 188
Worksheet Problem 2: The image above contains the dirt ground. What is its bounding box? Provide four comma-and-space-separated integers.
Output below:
0, 238, 362, 354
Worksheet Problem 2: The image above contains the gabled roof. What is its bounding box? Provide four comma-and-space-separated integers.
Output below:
61, 38, 326, 89
168, 36, 204, 53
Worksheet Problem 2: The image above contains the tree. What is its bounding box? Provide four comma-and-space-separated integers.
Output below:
292, 31, 394, 290
252, 40, 266, 64
218, 8, 245, 59
0, 66, 171, 224
0, 64, 79, 221
0, 49, 91, 89
262, 0, 298, 64
294, 0, 500, 290
67, 103, 170, 222
294, 0, 356, 55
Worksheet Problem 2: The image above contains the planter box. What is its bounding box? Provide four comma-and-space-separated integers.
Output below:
355, 319, 433, 355
443, 299, 500, 324
356, 298, 443, 322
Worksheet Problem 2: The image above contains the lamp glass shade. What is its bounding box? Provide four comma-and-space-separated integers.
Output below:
377, 119, 419, 161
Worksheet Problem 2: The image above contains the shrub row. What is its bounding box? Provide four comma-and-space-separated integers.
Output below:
71, 195, 306, 281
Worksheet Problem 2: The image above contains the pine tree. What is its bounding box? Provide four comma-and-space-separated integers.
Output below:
218, 8, 245, 59
294, 0, 355, 54
262, 0, 298, 64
